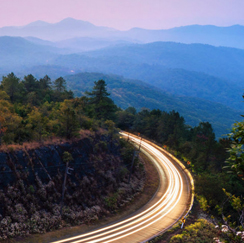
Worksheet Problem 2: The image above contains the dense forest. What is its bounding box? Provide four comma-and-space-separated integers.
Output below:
0, 73, 244, 242
0, 72, 118, 144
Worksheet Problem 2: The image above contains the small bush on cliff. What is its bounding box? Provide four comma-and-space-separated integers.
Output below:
104, 193, 119, 210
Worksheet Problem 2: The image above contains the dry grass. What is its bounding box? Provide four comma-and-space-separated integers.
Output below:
0, 137, 69, 152
0, 128, 112, 153
0, 130, 99, 153
79, 129, 94, 139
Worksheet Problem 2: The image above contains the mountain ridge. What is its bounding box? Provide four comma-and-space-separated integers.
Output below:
0, 18, 244, 48
0, 18, 115, 41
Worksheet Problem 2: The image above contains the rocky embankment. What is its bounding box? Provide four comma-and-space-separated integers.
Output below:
0, 131, 145, 240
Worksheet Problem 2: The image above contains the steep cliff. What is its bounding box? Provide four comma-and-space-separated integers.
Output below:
0, 131, 145, 240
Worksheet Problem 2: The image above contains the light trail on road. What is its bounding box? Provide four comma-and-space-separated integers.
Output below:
52, 132, 192, 243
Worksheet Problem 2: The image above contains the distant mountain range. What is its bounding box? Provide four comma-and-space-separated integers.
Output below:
0, 18, 116, 42
81, 42, 244, 84
1, 18, 244, 49
0, 36, 60, 73
121, 24, 244, 49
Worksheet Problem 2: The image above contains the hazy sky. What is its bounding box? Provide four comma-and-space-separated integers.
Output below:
0, 0, 244, 30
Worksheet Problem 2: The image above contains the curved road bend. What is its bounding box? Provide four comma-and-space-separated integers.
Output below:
52, 132, 193, 243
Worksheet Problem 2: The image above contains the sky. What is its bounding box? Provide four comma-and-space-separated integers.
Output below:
0, 0, 244, 30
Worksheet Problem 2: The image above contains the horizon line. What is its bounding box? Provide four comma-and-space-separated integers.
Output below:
1, 17, 243, 31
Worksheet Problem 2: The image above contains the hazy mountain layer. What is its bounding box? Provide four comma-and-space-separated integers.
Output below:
1, 18, 244, 49
120, 24, 244, 49
82, 42, 244, 84
0, 18, 116, 41
0, 36, 60, 72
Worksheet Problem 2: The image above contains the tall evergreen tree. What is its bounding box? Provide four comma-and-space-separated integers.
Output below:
86, 80, 117, 120
54, 77, 66, 92
58, 100, 80, 139
23, 74, 38, 93
39, 75, 52, 91
1, 72, 21, 102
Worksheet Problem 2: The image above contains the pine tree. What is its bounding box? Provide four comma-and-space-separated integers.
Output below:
1, 72, 21, 102
86, 80, 117, 120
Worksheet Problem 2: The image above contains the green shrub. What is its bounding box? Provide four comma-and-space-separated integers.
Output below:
104, 193, 118, 210
170, 219, 220, 243
28, 185, 35, 194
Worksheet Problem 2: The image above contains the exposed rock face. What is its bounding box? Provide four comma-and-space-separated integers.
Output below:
0, 138, 92, 189
0, 132, 145, 240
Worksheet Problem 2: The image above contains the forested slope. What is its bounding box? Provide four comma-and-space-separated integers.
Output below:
65, 72, 241, 138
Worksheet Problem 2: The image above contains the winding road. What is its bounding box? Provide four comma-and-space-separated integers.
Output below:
52, 132, 193, 243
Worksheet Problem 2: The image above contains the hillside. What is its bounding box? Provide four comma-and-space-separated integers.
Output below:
0, 36, 60, 72
115, 66, 244, 111
65, 72, 241, 138
54, 37, 132, 52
